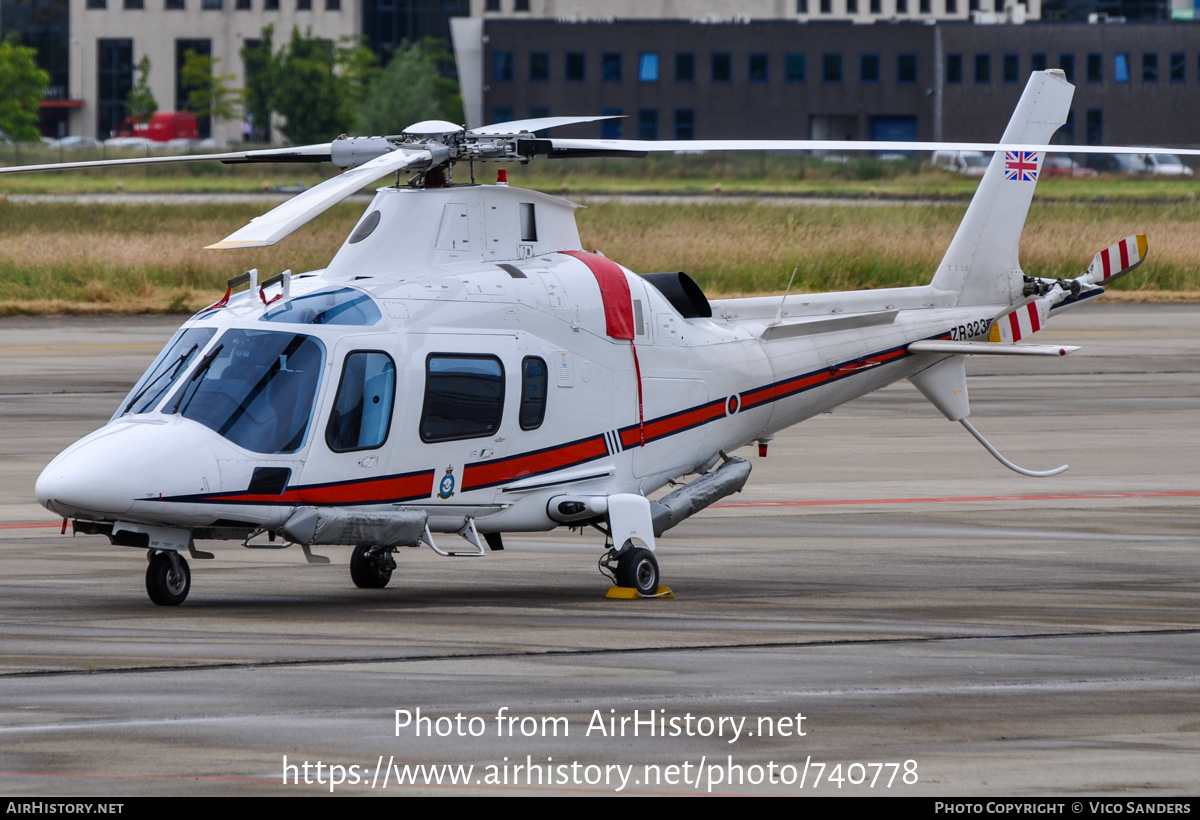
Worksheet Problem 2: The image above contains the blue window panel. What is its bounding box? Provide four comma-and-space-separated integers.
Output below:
492, 51, 513, 82
639, 53, 659, 82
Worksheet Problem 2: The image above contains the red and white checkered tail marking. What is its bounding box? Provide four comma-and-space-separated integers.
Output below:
988, 298, 1052, 343
1084, 234, 1147, 286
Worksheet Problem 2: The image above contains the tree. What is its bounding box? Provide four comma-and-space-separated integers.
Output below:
240, 27, 276, 142
0, 33, 50, 142
126, 55, 158, 125
181, 51, 241, 123
353, 40, 461, 136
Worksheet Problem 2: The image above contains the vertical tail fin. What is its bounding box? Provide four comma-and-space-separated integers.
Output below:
930, 70, 1074, 307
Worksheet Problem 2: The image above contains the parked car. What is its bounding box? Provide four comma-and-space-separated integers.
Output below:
931, 150, 989, 176
1141, 153, 1194, 177
1041, 154, 1098, 178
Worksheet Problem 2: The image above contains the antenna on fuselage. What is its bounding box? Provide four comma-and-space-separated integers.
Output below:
771, 265, 800, 326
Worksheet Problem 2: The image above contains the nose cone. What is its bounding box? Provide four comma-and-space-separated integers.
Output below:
37, 420, 222, 520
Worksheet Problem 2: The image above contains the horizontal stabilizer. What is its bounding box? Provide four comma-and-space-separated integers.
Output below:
909, 340, 1078, 356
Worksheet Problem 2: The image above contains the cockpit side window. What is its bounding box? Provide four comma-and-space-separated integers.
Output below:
326, 351, 396, 452
117, 326, 217, 418
170, 329, 324, 455
420, 354, 505, 442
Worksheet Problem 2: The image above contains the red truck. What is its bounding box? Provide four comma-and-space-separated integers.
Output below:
121, 112, 199, 142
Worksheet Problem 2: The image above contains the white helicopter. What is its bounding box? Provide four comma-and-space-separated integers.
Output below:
16, 70, 1187, 605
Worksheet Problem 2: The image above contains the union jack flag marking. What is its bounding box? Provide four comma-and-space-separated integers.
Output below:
1004, 151, 1040, 182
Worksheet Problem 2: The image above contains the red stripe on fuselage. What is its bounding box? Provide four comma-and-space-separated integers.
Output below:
619, 400, 726, 449
204, 470, 435, 505
461, 436, 609, 491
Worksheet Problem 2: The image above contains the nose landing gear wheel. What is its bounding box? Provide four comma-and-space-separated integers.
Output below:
615, 547, 659, 596
146, 551, 190, 606
350, 544, 394, 589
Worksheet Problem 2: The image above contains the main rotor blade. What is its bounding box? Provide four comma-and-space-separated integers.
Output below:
536, 138, 1200, 157
206, 146, 431, 250
0, 143, 334, 175
468, 115, 622, 136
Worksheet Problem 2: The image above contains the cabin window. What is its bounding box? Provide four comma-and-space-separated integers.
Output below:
326, 351, 395, 452
519, 357, 548, 430
119, 326, 217, 417
420, 355, 505, 442
171, 329, 324, 455
261, 287, 382, 326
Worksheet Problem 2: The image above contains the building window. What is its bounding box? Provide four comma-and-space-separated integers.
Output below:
870, 0, 880, 11
946, 53, 962, 83
1060, 108, 1075, 144
486, 0, 499, 9
861, 54, 880, 83
823, 53, 842, 82
712, 52, 731, 82
1143, 53, 1157, 82
675, 53, 694, 82
820, 0, 831, 12
263, 0, 278, 9
975, 53, 990, 83
919, 0, 930, 12
797, 0, 808, 11
637, 109, 658, 141
675, 108, 694, 140
175, 38, 211, 136
1170, 52, 1185, 82
1003, 53, 1018, 83
1086, 109, 1102, 146
87, 0, 106, 7
530, 51, 548, 81
639, 53, 659, 82
493, 106, 513, 123
97, 38, 133, 138
1087, 53, 1102, 83
749, 53, 768, 82
165, 0, 184, 7
945, 0, 956, 11
602, 52, 621, 82
493, 51, 513, 82
896, 0, 906, 11
514, 0, 530, 10
296, 0, 310, 8
994, 0, 1003, 9
1114, 53, 1129, 83
1059, 53, 1074, 83
1031, 53, 1046, 71
601, 107, 621, 139
969, 0, 978, 9
202, 0, 220, 8
847, 0, 858, 12
124, 0, 144, 9
897, 53, 916, 83
238, 0, 252, 9
566, 52, 585, 81
786, 53, 805, 82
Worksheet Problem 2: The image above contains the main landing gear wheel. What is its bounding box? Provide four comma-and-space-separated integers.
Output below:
145, 551, 190, 606
615, 547, 659, 596
350, 544, 394, 589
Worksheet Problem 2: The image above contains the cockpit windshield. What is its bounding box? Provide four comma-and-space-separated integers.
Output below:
117, 326, 217, 418
260, 287, 382, 326
169, 329, 324, 454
